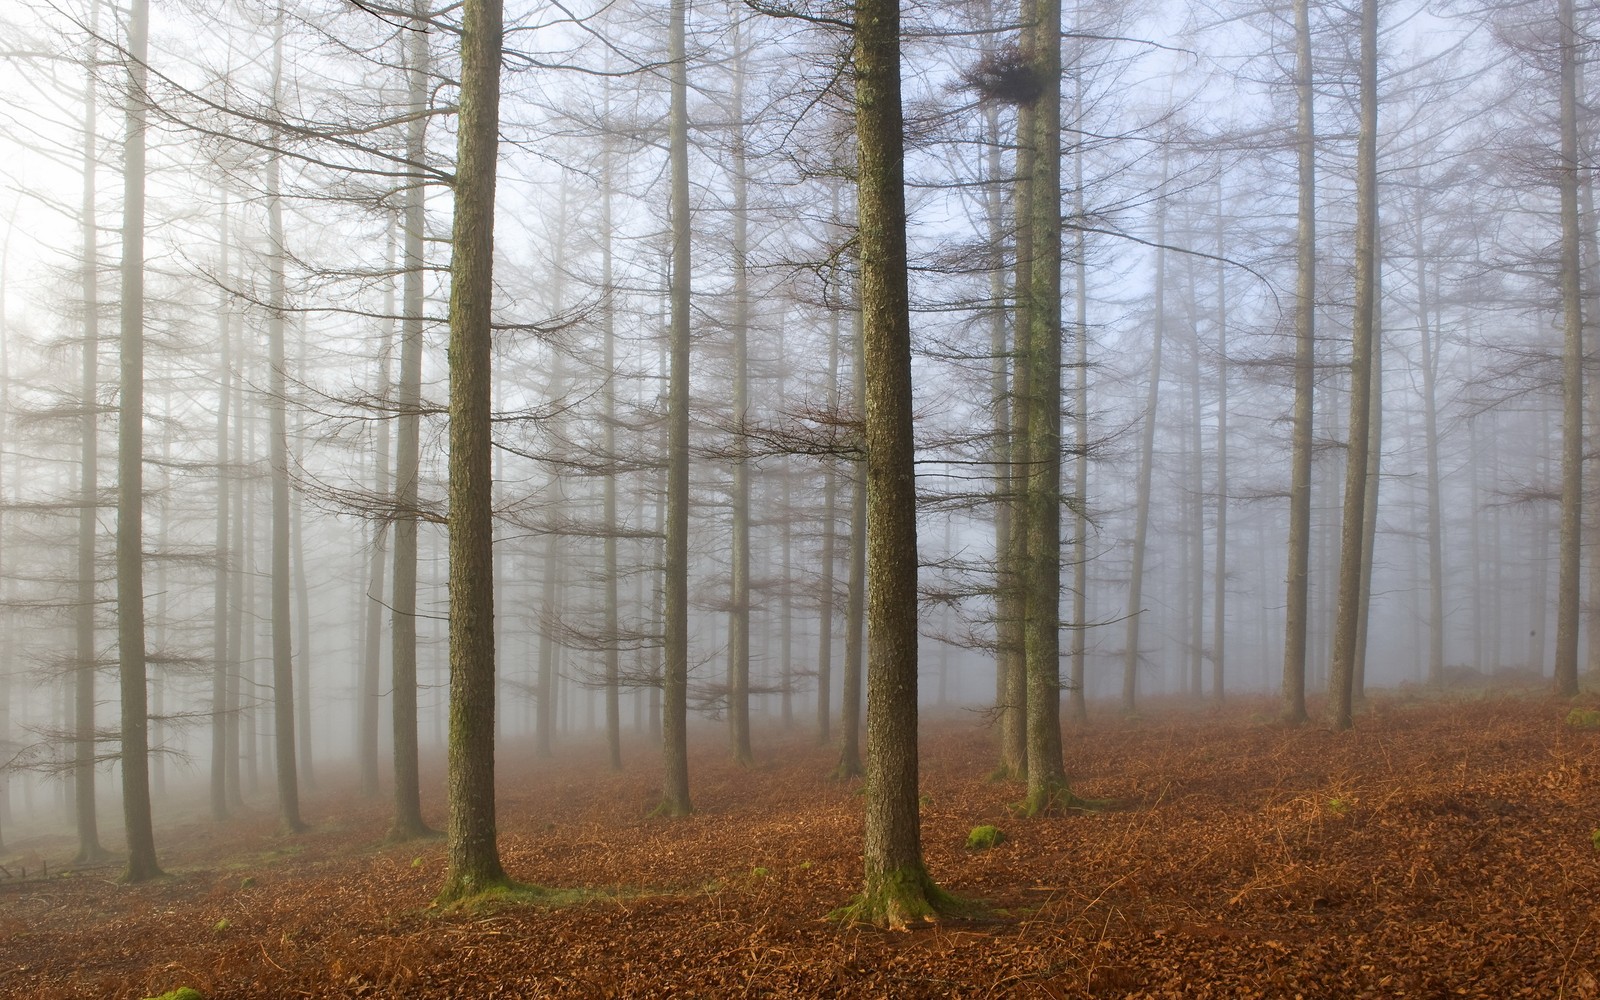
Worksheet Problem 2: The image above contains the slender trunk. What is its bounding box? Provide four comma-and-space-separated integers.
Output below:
265, 17, 305, 832
436, 0, 510, 903
835, 308, 866, 780
727, 17, 753, 766
209, 201, 233, 821
117, 0, 160, 882
1352, 301, 1382, 701
1211, 185, 1228, 702
1123, 164, 1168, 714
1281, 0, 1315, 725
76, 0, 107, 856
1328, 0, 1378, 730
816, 285, 841, 743
1068, 69, 1089, 724
1416, 218, 1445, 687
359, 233, 395, 797
601, 122, 622, 773
388, 4, 433, 841
985, 81, 1023, 776
660, 0, 693, 815
1555, 0, 1583, 696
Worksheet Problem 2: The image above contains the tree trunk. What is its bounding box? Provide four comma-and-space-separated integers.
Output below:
1022, 0, 1068, 812
841, 0, 947, 925
1123, 161, 1168, 714
816, 284, 840, 744
834, 308, 866, 781
1211, 184, 1229, 702
601, 116, 623, 773
660, 0, 693, 816
265, 17, 305, 834
389, 3, 435, 842
1328, 0, 1378, 731
1415, 220, 1445, 688
436, 0, 511, 903
1068, 67, 1090, 724
359, 232, 395, 797
1281, 0, 1315, 725
117, 0, 161, 883
1554, 0, 1583, 697
209, 200, 233, 822
77, 0, 108, 857
727, 15, 754, 767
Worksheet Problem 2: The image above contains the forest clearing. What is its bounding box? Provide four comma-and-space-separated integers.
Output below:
3, 691, 1597, 999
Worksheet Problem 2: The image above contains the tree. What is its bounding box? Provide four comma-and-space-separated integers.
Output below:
116, 0, 161, 883
264, 11, 306, 834
1553, 0, 1582, 697
1020, 0, 1069, 811
388, 0, 437, 842
436, 0, 513, 903
75, 0, 108, 860
1328, 0, 1378, 731
833, 0, 952, 929
659, 0, 693, 818
1281, 0, 1315, 725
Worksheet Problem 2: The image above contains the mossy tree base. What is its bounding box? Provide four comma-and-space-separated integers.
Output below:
830, 866, 968, 931
828, 757, 864, 782
1014, 779, 1103, 818
650, 797, 693, 819
987, 762, 1025, 784
434, 868, 521, 908
385, 821, 443, 845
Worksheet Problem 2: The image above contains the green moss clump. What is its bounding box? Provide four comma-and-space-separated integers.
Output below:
1565, 708, 1600, 730
1591, 829, 1600, 852
143, 988, 203, 1000
966, 825, 1005, 850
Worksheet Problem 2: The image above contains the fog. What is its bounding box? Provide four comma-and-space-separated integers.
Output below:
0, 0, 1587, 863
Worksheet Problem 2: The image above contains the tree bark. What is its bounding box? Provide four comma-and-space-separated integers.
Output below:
727, 15, 754, 767
265, 16, 305, 834
1281, 0, 1315, 725
437, 0, 511, 903
388, 2, 435, 842
77, 0, 108, 857
1022, 0, 1068, 811
660, 0, 693, 816
841, 0, 947, 925
1328, 0, 1378, 731
117, 0, 161, 883
1554, 0, 1583, 697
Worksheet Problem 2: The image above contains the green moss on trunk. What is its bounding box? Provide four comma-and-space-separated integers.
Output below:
830, 865, 966, 930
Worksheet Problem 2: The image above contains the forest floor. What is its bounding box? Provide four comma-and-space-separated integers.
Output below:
3, 689, 1599, 998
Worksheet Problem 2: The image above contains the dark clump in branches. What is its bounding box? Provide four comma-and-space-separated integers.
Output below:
960, 46, 1044, 105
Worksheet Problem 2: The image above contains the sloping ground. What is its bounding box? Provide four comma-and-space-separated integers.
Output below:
3, 692, 1598, 998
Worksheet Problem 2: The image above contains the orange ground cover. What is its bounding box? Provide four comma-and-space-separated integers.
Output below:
3, 692, 1598, 998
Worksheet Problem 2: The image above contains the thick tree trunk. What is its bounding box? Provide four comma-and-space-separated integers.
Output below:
436, 0, 511, 903
117, 0, 160, 883
842, 0, 946, 925
1022, 0, 1068, 812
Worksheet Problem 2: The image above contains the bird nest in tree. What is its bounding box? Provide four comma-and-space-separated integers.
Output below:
962, 45, 1044, 105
